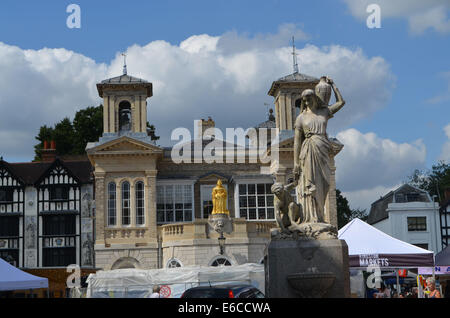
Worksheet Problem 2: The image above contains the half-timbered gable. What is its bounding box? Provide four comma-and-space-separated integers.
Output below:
35, 159, 84, 267
0, 160, 25, 267
36, 160, 81, 214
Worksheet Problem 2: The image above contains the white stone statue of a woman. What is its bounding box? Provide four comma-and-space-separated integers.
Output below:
293, 77, 345, 226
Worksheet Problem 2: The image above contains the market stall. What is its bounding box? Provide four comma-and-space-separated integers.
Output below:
338, 218, 434, 268
85, 263, 264, 298
419, 245, 450, 297
0, 258, 48, 292
338, 218, 435, 297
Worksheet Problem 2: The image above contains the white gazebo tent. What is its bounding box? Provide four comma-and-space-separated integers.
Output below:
338, 218, 434, 268
0, 258, 48, 292
338, 218, 434, 297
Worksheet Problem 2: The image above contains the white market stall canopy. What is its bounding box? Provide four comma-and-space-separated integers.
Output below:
338, 218, 434, 268
0, 258, 48, 291
419, 245, 450, 275
86, 263, 264, 298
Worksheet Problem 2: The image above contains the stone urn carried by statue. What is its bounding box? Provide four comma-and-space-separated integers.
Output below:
315, 76, 332, 106
265, 75, 350, 298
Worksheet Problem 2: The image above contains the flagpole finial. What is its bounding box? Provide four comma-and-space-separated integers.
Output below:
291, 36, 299, 74
122, 53, 127, 75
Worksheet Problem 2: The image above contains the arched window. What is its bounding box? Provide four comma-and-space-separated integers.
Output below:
135, 181, 145, 225
167, 258, 182, 268
210, 257, 232, 267
119, 101, 132, 132
121, 181, 130, 225
107, 182, 116, 226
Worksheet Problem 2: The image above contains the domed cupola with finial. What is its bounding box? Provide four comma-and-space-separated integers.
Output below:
95, 53, 154, 145
268, 37, 319, 132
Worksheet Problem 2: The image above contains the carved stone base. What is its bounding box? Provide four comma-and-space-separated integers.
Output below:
264, 238, 350, 298
208, 213, 233, 234
271, 222, 338, 240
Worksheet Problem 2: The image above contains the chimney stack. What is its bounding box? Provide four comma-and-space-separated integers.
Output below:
197, 117, 215, 140
41, 140, 57, 162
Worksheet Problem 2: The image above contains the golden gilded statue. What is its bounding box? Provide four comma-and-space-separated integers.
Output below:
211, 179, 229, 215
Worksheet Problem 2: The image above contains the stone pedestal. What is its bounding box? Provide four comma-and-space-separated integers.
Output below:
264, 238, 350, 298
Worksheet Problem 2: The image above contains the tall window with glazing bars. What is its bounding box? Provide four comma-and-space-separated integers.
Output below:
107, 182, 116, 226
135, 181, 145, 225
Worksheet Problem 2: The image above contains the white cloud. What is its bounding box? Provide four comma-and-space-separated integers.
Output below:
343, 0, 450, 34
0, 26, 395, 162
334, 128, 427, 211
0, 43, 107, 161
439, 124, 450, 163
342, 184, 401, 212
335, 128, 426, 193
180, 34, 219, 54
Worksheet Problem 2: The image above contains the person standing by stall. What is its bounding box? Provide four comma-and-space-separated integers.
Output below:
150, 285, 162, 298
425, 278, 441, 298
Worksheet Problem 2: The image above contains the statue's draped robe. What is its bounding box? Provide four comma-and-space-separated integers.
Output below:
212, 187, 228, 214
295, 107, 333, 223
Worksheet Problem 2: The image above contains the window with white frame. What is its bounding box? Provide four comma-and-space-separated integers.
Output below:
122, 181, 131, 225
135, 181, 145, 225
107, 182, 116, 226
238, 183, 274, 220
157, 184, 193, 224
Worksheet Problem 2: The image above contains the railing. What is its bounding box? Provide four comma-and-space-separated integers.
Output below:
164, 224, 184, 236
160, 219, 274, 242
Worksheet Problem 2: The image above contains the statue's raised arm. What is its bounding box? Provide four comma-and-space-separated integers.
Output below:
326, 77, 345, 115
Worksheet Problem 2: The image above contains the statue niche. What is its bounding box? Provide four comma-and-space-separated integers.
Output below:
119, 100, 132, 133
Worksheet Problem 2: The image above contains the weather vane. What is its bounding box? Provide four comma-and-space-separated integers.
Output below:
291, 36, 299, 74
122, 53, 127, 75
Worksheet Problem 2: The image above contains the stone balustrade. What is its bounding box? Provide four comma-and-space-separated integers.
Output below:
160, 218, 275, 242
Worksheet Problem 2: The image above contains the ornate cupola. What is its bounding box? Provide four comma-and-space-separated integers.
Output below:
95, 58, 153, 145
268, 38, 319, 132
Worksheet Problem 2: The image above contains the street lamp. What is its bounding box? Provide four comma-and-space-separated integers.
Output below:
218, 232, 226, 255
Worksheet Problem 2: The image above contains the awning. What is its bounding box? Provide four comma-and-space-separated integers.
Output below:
0, 258, 48, 291
338, 219, 434, 268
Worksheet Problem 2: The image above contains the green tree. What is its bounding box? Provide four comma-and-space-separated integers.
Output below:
336, 189, 368, 229
146, 122, 160, 141
52, 117, 77, 156
34, 104, 160, 160
72, 105, 104, 154
34, 105, 103, 160
34, 125, 55, 161
408, 161, 450, 203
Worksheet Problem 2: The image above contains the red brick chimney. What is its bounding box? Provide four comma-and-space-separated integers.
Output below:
41, 140, 57, 162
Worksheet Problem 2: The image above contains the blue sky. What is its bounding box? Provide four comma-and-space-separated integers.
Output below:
0, 0, 448, 209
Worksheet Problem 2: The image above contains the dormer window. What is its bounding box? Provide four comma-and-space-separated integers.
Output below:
119, 101, 132, 132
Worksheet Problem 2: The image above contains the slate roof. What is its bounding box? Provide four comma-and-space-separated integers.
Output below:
163, 138, 246, 158
96, 74, 153, 97
1, 157, 93, 186
275, 72, 319, 83
367, 184, 431, 225
268, 72, 319, 96
100, 74, 150, 84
